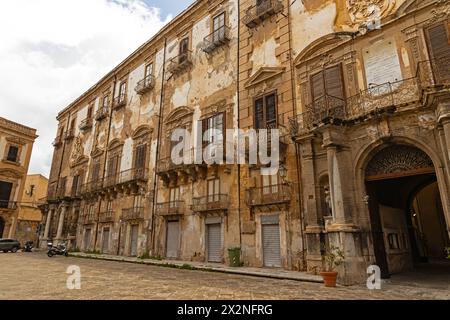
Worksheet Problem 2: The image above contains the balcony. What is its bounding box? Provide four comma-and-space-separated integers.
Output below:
79, 117, 93, 131
95, 107, 109, 121
191, 194, 229, 213
98, 210, 114, 223
104, 168, 149, 189
122, 207, 144, 221
0, 201, 18, 210
80, 179, 104, 196
243, 0, 284, 28
135, 74, 155, 95
202, 26, 231, 54
167, 51, 192, 75
70, 183, 82, 199
83, 215, 96, 225
246, 184, 291, 210
53, 135, 63, 147
155, 201, 186, 217
112, 94, 127, 110
290, 58, 450, 137
64, 129, 75, 141
157, 149, 207, 185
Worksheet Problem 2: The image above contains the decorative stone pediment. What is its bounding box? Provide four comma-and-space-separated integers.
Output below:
244, 67, 285, 89
164, 106, 194, 134
70, 155, 89, 168
0, 168, 22, 179
108, 139, 124, 151
132, 125, 152, 139
90, 147, 104, 158
347, 0, 396, 26
5, 136, 26, 145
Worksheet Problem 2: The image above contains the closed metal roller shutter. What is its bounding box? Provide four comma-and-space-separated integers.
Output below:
102, 228, 110, 253
207, 223, 222, 263
84, 229, 91, 251
130, 225, 139, 257
262, 224, 281, 267
166, 221, 179, 259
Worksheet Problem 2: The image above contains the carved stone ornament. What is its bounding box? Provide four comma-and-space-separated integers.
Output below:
70, 136, 84, 164
366, 145, 434, 178
347, 0, 396, 26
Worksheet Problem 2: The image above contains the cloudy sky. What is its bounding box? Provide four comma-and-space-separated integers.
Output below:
0, 0, 194, 177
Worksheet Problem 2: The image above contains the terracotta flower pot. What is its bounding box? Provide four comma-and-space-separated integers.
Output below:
320, 271, 338, 287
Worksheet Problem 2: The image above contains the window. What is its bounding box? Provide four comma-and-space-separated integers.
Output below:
388, 233, 400, 250
133, 195, 142, 209
202, 113, 225, 158
208, 178, 220, 202
106, 200, 113, 214
6, 146, 19, 162
91, 158, 101, 182
169, 187, 180, 208
179, 37, 189, 63
426, 23, 450, 60
119, 81, 127, 102
102, 95, 109, 112
134, 144, 147, 170
107, 153, 121, 179
87, 106, 93, 119
310, 64, 345, 103
262, 174, 279, 195
145, 63, 153, 78
69, 119, 76, 133
213, 12, 226, 42
71, 175, 80, 195
0, 181, 13, 208
254, 93, 277, 129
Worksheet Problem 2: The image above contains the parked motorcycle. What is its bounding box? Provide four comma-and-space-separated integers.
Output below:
23, 241, 34, 252
47, 241, 69, 257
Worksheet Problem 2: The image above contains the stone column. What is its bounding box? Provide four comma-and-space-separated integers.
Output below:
7, 217, 16, 238
56, 205, 67, 240
43, 209, 53, 240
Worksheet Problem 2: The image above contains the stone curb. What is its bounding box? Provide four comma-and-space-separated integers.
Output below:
69, 252, 323, 284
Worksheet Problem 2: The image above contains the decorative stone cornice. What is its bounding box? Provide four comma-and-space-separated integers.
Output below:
0, 117, 37, 138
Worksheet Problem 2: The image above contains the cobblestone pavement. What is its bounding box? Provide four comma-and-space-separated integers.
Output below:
0, 252, 448, 300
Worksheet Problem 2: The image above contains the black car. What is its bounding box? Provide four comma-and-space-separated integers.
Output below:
0, 239, 20, 253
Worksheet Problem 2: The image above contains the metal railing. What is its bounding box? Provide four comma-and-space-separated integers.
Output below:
65, 129, 75, 140
290, 57, 450, 136
80, 179, 104, 194
191, 194, 229, 212
155, 201, 186, 216
83, 214, 96, 225
53, 135, 63, 147
0, 200, 18, 210
167, 51, 193, 74
79, 117, 93, 130
95, 107, 109, 121
246, 184, 291, 207
71, 182, 82, 198
104, 167, 149, 188
112, 93, 127, 110
135, 74, 155, 95
202, 25, 231, 53
98, 210, 115, 223
243, 0, 284, 28
122, 207, 145, 220
157, 148, 206, 174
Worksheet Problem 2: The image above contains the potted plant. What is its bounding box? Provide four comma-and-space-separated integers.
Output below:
320, 244, 345, 287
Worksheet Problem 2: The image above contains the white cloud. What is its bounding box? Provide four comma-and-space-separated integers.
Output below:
0, 0, 172, 177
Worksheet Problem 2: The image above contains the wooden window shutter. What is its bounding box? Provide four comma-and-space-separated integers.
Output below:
134, 144, 147, 169
254, 98, 264, 129
311, 72, 325, 102
92, 161, 100, 181
265, 94, 277, 128
324, 65, 344, 100
427, 24, 450, 59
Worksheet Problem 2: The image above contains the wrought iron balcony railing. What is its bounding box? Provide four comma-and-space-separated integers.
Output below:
83, 215, 96, 225
243, 0, 284, 28
79, 117, 93, 131
80, 179, 104, 195
167, 51, 193, 75
122, 207, 145, 221
95, 107, 109, 121
417, 55, 450, 88
155, 201, 186, 216
98, 210, 115, 223
157, 148, 206, 174
0, 200, 18, 210
104, 167, 149, 188
70, 183, 82, 199
202, 25, 231, 54
246, 184, 291, 207
112, 94, 127, 110
135, 74, 155, 95
64, 129, 75, 141
191, 194, 229, 212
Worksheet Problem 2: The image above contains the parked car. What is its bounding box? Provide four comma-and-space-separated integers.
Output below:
0, 239, 20, 253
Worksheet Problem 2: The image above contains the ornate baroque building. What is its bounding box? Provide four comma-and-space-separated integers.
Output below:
43, 0, 450, 284
0, 117, 38, 240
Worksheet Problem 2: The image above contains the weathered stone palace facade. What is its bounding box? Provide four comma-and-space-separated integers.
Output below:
42, 0, 450, 284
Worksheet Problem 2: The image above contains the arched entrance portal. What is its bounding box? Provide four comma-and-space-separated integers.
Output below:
365, 145, 449, 278
0, 217, 5, 238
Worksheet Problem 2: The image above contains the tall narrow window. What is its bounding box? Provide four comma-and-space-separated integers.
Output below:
134, 144, 147, 170
254, 93, 277, 129
169, 187, 180, 208
107, 153, 121, 180
179, 37, 189, 63
202, 113, 225, 158
6, 146, 19, 162
72, 175, 79, 196
426, 23, 450, 60
262, 174, 279, 195
91, 159, 101, 182
119, 81, 127, 102
208, 178, 220, 202
87, 106, 93, 119
145, 63, 153, 78
310, 64, 345, 104
102, 95, 109, 112
133, 195, 142, 209
70, 119, 76, 134
213, 12, 225, 42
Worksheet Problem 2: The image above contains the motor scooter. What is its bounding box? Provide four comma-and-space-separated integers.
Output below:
23, 241, 34, 252
47, 241, 69, 257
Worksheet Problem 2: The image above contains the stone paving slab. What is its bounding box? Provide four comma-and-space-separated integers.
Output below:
70, 252, 324, 283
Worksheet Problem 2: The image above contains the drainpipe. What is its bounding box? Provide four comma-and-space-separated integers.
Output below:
150, 38, 168, 256
237, 0, 243, 253
93, 74, 117, 252
287, 0, 306, 267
